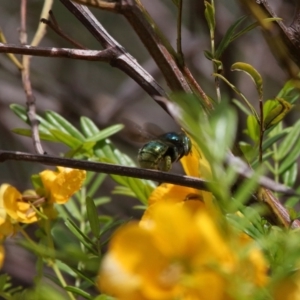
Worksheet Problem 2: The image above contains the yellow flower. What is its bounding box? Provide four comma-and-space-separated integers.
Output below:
273, 271, 300, 300
98, 203, 268, 300
0, 184, 15, 238
1, 184, 38, 224
39, 167, 86, 204
141, 141, 215, 225
0, 244, 4, 269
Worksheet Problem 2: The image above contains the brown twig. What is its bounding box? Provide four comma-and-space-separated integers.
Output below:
70, 0, 212, 108
41, 11, 87, 49
0, 150, 210, 191
20, 0, 45, 154
238, 0, 300, 76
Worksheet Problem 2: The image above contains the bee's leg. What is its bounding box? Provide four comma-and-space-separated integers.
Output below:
159, 156, 172, 171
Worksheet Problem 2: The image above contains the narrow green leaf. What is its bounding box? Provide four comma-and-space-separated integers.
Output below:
232, 99, 251, 115
231, 62, 263, 98
282, 162, 298, 187
85, 124, 124, 143
264, 98, 293, 130
64, 286, 92, 299
49, 129, 82, 148
94, 197, 110, 206
63, 198, 82, 221
215, 15, 247, 59
276, 120, 300, 160
45, 111, 85, 141
278, 136, 300, 174
262, 131, 287, 152
204, 50, 213, 60
246, 114, 259, 142
10, 104, 55, 133
214, 73, 258, 119
10, 103, 29, 123
86, 196, 101, 238
64, 219, 97, 255
231, 18, 281, 42
12, 128, 58, 142
204, 1, 215, 33
87, 173, 107, 198
80, 116, 100, 137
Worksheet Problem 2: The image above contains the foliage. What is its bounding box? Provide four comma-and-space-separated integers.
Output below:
0, 1, 300, 300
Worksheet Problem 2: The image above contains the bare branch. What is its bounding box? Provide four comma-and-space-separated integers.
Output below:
0, 150, 210, 191
0, 43, 112, 60
20, 0, 45, 154
239, 0, 300, 75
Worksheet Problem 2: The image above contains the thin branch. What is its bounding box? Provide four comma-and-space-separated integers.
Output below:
239, 0, 300, 75
70, 0, 212, 109
20, 0, 45, 154
41, 11, 87, 49
57, 0, 173, 113
0, 43, 112, 60
0, 150, 210, 191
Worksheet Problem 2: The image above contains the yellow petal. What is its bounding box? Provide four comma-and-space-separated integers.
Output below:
181, 140, 211, 179
2, 185, 37, 224
99, 222, 178, 300
40, 167, 86, 204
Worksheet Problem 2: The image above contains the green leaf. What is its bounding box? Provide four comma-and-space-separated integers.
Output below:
10, 103, 29, 123
231, 62, 263, 98
86, 196, 101, 238
276, 120, 300, 160
10, 104, 55, 133
87, 173, 107, 198
210, 105, 237, 161
282, 162, 297, 187
80, 116, 100, 137
232, 98, 251, 115
214, 73, 258, 119
12, 128, 58, 142
64, 286, 92, 299
262, 130, 287, 152
264, 98, 293, 130
215, 16, 247, 59
204, 50, 213, 60
49, 129, 82, 148
246, 114, 259, 142
278, 135, 300, 174
45, 111, 85, 141
64, 219, 97, 255
231, 18, 281, 42
204, 1, 215, 33
85, 124, 124, 143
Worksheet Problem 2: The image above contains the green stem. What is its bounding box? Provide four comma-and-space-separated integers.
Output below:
44, 220, 76, 300
259, 95, 264, 164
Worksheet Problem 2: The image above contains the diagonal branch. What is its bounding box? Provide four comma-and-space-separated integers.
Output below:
69, 0, 211, 108
238, 0, 300, 75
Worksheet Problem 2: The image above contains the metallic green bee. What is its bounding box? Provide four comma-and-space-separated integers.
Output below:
138, 132, 192, 171
124, 120, 192, 171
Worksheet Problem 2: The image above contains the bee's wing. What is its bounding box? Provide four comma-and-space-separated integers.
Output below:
122, 119, 164, 142
143, 122, 165, 137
